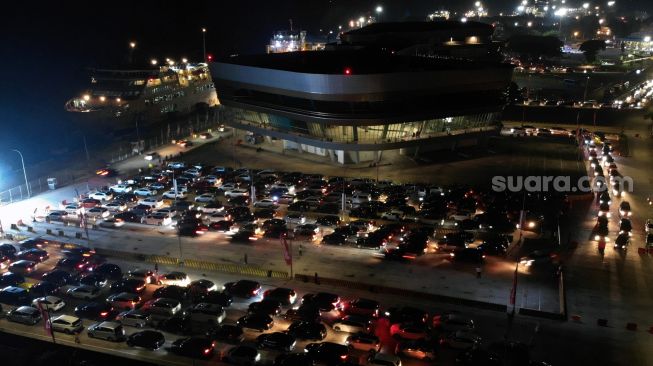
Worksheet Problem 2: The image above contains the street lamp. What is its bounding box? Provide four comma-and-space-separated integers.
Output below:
202, 27, 207, 62
375, 5, 383, 22
151, 59, 158, 66
128, 41, 136, 64
11, 149, 30, 198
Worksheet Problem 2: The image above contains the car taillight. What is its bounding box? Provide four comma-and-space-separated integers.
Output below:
100, 311, 108, 317
204, 348, 211, 355
340, 355, 348, 360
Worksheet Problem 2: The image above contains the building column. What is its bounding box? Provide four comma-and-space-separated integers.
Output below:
376, 150, 383, 164
327, 149, 336, 163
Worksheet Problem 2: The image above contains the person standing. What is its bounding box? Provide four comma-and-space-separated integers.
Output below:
476, 266, 482, 279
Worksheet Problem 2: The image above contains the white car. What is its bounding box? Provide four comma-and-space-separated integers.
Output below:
225, 189, 249, 198
270, 183, 295, 192
144, 152, 160, 161
275, 194, 296, 204
141, 213, 172, 226
162, 190, 186, 199
220, 182, 237, 191
148, 182, 166, 191
107, 292, 141, 310
32, 296, 66, 312
89, 192, 112, 201
332, 316, 371, 333
203, 175, 219, 185
51, 315, 83, 334
208, 211, 231, 223
142, 298, 182, 318
194, 193, 216, 203
254, 199, 278, 208
158, 271, 190, 287
351, 193, 371, 205
156, 208, 177, 217
110, 184, 132, 193
104, 202, 127, 212
64, 203, 82, 215
66, 285, 101, 300
138, 197, 164, 208
167, 162, 185, 169
85, 207, 110, 219
133, 188, 157, 196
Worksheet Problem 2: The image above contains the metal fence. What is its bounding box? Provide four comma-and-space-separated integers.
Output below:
0, 172, 90, 206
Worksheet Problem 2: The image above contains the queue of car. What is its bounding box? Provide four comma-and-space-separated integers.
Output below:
0, 235, 553, 365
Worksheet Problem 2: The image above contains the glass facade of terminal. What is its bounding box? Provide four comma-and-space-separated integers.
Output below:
222, 106, 500, 145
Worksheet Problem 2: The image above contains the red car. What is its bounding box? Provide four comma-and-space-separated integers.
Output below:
82, 198, 101, 208
389, 322, 430, 341
338, 298, 380, 317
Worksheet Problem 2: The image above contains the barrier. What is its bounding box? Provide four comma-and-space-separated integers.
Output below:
626, 323, 638, 331
597, 318, 608, 327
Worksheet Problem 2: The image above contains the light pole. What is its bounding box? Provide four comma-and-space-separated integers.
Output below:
128, 41, 136, 64
202, 28, 207, 62
11, 149, 30, 198
375, 5, 383, 22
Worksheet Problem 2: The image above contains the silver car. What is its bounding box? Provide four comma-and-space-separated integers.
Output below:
7, 306, 41, 325
116, 309, 150, 328
87, 321, 126, 342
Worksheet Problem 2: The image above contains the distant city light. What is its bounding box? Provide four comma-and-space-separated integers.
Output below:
517, 5, 525, 12
644, 36, 651, 42
573, 31, 579, 37
607, 1, 615, 6
99, 96, 106, 102
151, 59, 158, 65
461, 17, 468, 23
527, 21, 533, 27
207, 54, 213, 61
359, 16, 365, 24
599, 19, 604, 24
344, 67, 352, 75
182, 58, 188, 63
583, 2, 590, 9
555, 8, 567, 16
116, 98, 121, 102
514, 22, 519, 26
82, 94, 90, 101
129, 42, 136, 49
202, 28, 206, 33
521, 0, 527, 5
475, 1, 481, 7
376, 5, 383, 13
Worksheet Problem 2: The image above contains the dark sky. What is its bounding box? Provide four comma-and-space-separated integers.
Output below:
0, 0, 650, 168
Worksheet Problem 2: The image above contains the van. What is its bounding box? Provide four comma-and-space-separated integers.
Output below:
189, 303, 226, 325
7, 306, 41, 325
87, 321, 126, 341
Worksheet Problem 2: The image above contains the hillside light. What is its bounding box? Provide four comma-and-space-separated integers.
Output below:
151, 59, 158, 65
607, 1, 615, 6
583, 2, 589, 9
129, 42, 136, 49
376, 5, 383, 13
644, 36, 651, 42
82, 94, 90, 101
182, 58, 188, 63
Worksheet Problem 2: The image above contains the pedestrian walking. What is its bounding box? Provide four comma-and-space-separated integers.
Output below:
314, 272, 319, 285
74, 332, 81, 344
244, 253, 248, 265
475, 266, 482, 279
298, 244, 303, 257
154, 263, 159, 275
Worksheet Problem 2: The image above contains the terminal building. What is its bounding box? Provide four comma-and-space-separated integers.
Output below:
210, 21, 513, 164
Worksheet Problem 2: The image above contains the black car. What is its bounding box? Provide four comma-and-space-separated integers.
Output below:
0, 272, 25, 287
455, 348, 501, 366
477, 237, 510, 256
305, 342, 350, 364
287, 321, 327, 340
153, 285, 188, 302
237, 313, 274, 332
257, 332, 296, 352
115, 193, 138, 203
451, 248, 485, 263
264, 226, 288, 239
16, 249, 49, 263
157, 315, 193, 335
170, 337, 215, 359
384, 306, 428, 325
614, 233, 630, 249
29, 281, 60, 297
114, 211, 142, 223
209, 220, 234, 232
41, 270, 76, 287
79, 273, 107, 288
316, 215, 341, 227
284, 304, 321, 323
263, 287, 297, 306
188, 279, 217, 298
356, 235, 386, 250
93, 263, 123, 280
248, 299, 283, 316
74, 302, 116, 320
224, 345, 260, 365
110, 279, 146, 294
275, 353, 315, 366
55, 257, 91, 272
619, 218, 633, 234
18, 238, 49, 251
0, 244, 17, 259
206, 324, 244, 344
126, 330, 166, 350
254, 208, 276, 219
322, 232, 348, 246
302, 292, 340, 312
487, 341, 530, 366
196, 290, 233, 307
0, 286, 31, 306
223, 280, 261, 298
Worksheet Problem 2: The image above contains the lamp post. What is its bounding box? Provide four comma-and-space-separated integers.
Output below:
11, 149, 30, 198
375, 5, 383, 22
128, 41, 136, 64
202, 28, 207, 62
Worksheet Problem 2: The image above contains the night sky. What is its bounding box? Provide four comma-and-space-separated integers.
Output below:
0, 0, 650, 169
